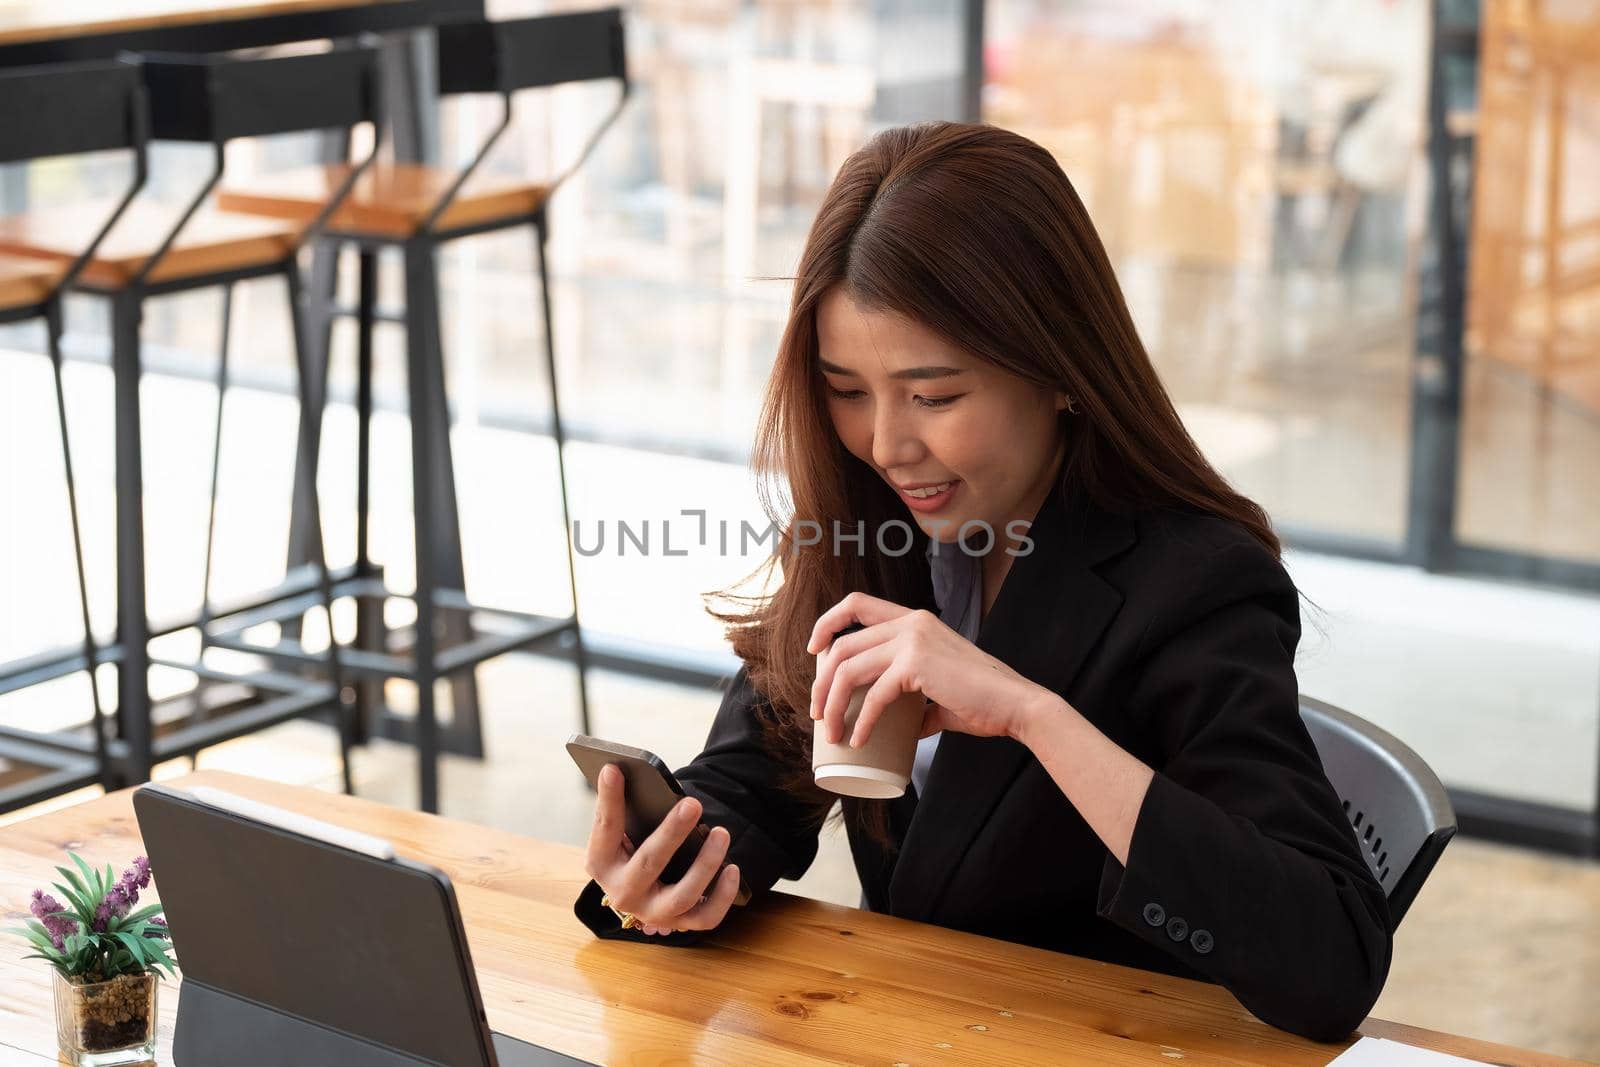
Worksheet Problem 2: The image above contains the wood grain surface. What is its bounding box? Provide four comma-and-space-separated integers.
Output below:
0, 253, 59, 311
0, 0, 403, 48
0, 202, 298, 289
215, 163, 549, 239
0, 771, 1582, 1066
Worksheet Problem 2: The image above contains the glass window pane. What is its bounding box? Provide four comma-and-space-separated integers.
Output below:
1460, 0, 1600, 564
984, 0, 1426, 546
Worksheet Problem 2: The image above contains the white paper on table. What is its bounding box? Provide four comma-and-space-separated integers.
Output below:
1326, 1037, 1491, 1066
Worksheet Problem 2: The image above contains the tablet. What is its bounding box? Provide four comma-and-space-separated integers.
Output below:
132, 783, 592, 1067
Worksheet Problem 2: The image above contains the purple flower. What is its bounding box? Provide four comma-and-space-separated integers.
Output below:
148, 916, 168, 941
112, 859, 147, 910
86, 860, 151, 930
92, 884, 133, 932
30, 890, 78, 949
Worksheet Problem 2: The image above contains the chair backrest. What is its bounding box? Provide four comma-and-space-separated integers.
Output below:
0, 58, 147, 164
0, 58, 149, 299
135, 45, 381, 145
434, 8, 627, 96
1299, 695, 1457, 927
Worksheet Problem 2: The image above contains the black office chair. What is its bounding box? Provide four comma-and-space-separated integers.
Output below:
209, 9, 631, 813
1, 44, 384, 794
0, 58, 147, 811
1300, 695, 1457, 927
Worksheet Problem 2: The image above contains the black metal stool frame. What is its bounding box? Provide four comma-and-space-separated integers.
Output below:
7, 45, 386, 799
206, 8, 630, 812
0, 60, 151, 811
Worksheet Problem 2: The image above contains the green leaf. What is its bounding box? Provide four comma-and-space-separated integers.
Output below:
145, 944, 177, 977
46, 887, 88, 921
103, 864, 116, 901
113, 933, 147, 965
52, 871, 93, 921
50, 882, 92, 926
54, 864, 92, 907
11, 925, 57, 955
69, 853, 100, 901
119, 903, 163, 927
20, 952, 66, 973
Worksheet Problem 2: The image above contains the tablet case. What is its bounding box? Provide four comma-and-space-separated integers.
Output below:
132, 783, 572, 1066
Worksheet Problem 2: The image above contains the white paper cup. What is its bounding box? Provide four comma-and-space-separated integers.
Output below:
812, 685, 926, 799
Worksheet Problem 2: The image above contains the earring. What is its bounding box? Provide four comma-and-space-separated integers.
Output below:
1063, 395, 1080, 414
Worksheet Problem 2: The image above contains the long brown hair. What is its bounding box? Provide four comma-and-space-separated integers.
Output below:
706, 121, 1279, 851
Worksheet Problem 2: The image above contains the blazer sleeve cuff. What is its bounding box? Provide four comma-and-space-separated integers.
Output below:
574, 878, 713, 948
676, 778, 800, 903
1094, 771, 1221, 965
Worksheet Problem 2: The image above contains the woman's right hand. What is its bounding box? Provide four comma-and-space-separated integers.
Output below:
584, 763, 742, 936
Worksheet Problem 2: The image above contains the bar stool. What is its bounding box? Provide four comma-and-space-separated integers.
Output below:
0, 59, 148, 811
0, 44, 384, 792
209, 9, 630, 813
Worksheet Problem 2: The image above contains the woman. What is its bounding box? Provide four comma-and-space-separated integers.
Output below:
575, 122, 1391, 1042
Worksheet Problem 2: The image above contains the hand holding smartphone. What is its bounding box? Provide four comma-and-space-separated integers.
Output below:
568, 735, 751, 935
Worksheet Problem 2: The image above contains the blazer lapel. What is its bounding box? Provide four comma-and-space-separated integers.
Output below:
887, 483, 1136, 922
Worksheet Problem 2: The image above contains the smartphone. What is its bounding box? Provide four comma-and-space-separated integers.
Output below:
566, 734, 752, 907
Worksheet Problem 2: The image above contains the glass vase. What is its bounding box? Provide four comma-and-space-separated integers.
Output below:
52, 970, 158, 1066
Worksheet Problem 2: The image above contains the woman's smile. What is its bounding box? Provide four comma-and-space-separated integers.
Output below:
894, 479, 961, 513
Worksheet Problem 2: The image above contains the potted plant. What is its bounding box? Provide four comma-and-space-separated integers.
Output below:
7, 853, 176, 1066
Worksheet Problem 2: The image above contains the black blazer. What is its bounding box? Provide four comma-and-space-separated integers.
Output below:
575, 479, 1392, 1043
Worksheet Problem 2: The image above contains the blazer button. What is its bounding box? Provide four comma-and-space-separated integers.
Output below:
1165, 916, 1189, 942
1190, 929, 1214, 954
1142, 903, 1166, 927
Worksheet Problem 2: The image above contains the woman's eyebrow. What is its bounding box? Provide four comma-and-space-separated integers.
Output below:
818, 358, 964, 380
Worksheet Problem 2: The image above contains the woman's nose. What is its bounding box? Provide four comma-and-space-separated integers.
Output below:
870, 407, 922, 472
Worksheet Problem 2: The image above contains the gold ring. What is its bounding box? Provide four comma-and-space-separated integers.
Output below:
600, 894, 644, 930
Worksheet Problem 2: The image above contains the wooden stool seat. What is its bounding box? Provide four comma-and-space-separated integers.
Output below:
0, 253, 62, 312
0, 202, 300, 290
214, 163, 550, 240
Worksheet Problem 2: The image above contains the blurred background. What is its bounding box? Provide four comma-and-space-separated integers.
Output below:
1, 0, 1597, 1057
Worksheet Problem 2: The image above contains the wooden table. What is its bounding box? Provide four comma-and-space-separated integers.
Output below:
0, 772, 1582, 1066
0, 0, 481, 66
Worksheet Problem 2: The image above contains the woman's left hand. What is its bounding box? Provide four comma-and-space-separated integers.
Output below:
805, 592, 1044, 747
